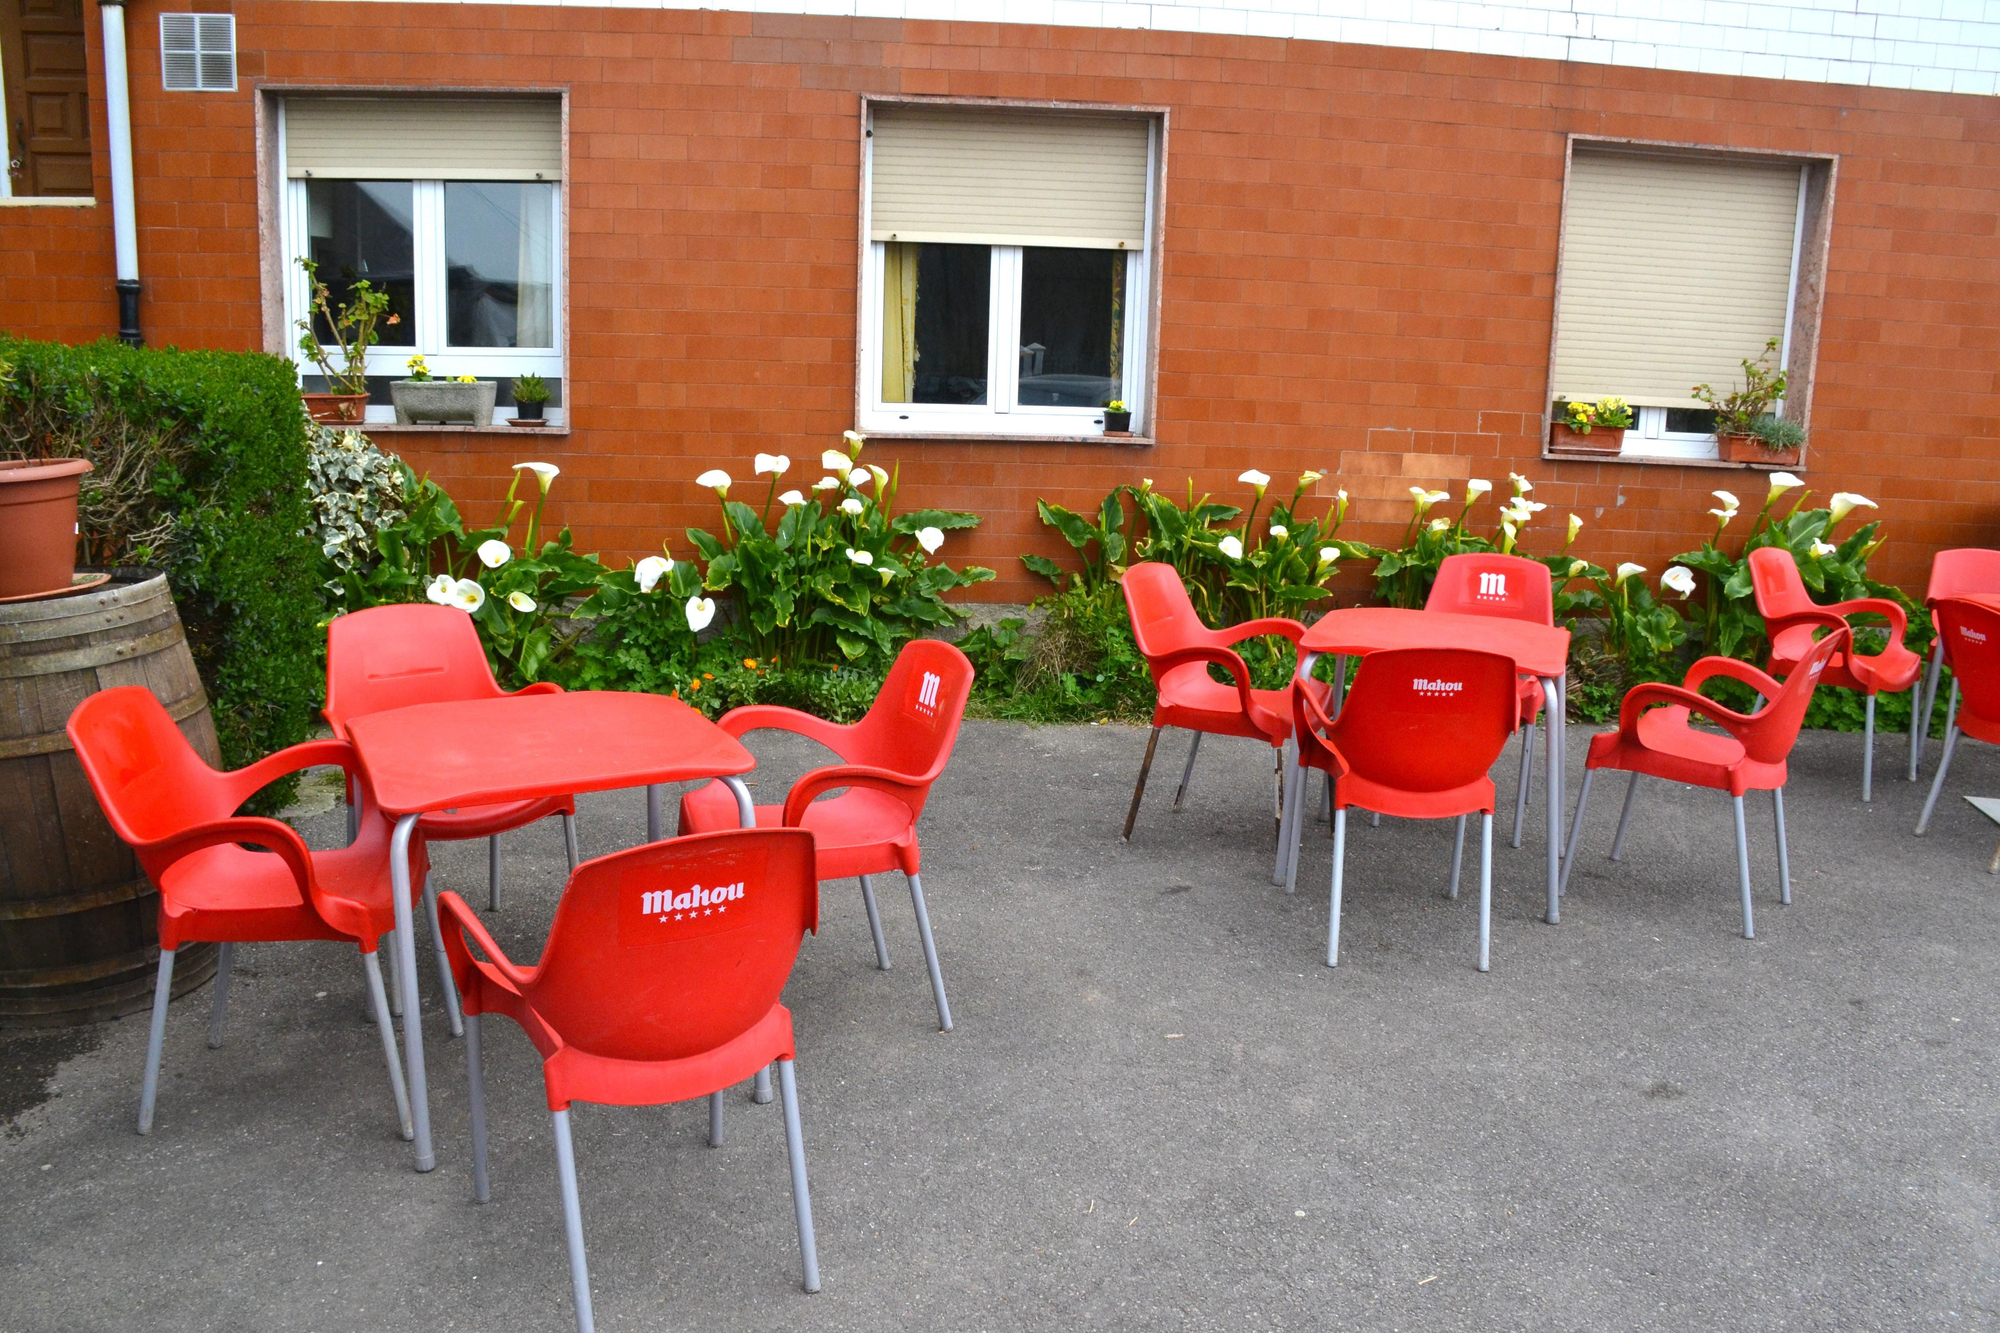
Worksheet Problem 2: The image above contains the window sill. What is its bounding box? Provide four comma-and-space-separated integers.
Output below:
0, 195, 96, 207
1543, 447, 1803, 472
364, 422, 571, 439
855, 429, 1154, 447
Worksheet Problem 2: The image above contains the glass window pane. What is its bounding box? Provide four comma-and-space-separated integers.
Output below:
1665, 408, 1720, 435
881, 242, 989, 405
446, 181, 557, 348
1017, 247, 1123, 408
305, 180, 415, 346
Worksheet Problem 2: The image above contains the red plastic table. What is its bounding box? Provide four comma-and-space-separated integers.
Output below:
1285, 608, 1573, 926
346, 691, 757, 1173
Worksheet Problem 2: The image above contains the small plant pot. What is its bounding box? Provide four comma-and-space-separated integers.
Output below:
1549, 422, 1624, 454
0, 458, 93, 600
1102, 410, 1131, 433
302, 392, 369, 425
390, 379, 497, 427
1718, 432, 1801, 466
514, 399, 546, 421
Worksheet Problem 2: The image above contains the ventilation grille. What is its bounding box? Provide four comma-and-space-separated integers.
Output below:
160, 14, 236, 93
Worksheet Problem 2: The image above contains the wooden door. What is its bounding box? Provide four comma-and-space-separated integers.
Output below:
0, 0, 91, 198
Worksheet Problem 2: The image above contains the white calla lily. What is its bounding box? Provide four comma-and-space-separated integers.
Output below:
1712, 490, 1739, 510
813, 476, 840, 491
449, 578, 485, 612
1268, 524, 1288, 540
1567, 513, 1583, 543
1429, 518, 1450, 532
1238, 469, 1271, 490
1828, 491, 1877, 524
916, 526, 945, 554
846, 548, 874, 566
754, 453, 790, 476
426, 573, 456, 605
1510, 472, 1532, 495
1810, 539, 1837, 558
842, 430, 866, 449
778, 490, 806, 507
1218, 535, 1244, 560
634, 555, 671, 593
1660, 566, 1696, 599
868, 464, 889, 491
1299, 470, 1324, 485
1567, 559, 1588, 579
822, 449, 850, 472
1767, 472, 1802, 499
1709, 507, 1739, 523
696, 469, 731, 494
1465, 478, 1492, 497
508, 590, 538, 613
839, 497, 864, 515
513, 461, 559, 491
1318, 546, 1339, 567
848, 467, 872, 487
1614, 562, 1646, 585
685, 596, 716, 632
477, 539, 512, 569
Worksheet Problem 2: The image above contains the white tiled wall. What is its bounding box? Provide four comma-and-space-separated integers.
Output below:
411, 0, 1997, 96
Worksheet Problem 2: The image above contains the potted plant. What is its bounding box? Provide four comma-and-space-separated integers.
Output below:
1747, 413, 1806, 466
390, 356, 497, 427
1548, 396, 1634, 454
511, 374, 551, 425
295, 257, 393, 425
1102, 399, 1131, 434
1693, 337, 1789, 463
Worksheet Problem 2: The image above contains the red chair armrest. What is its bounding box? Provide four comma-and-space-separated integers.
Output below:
781, 763, 928, 827
1682, 655, 1786, 702
1825, 596, 1909, 641
1217, 617, 1305, 647
144, 817, 314, 901
221, 739, 360, 809
435, 889, 535, 996
1617, 682, 1758, 740
715, 704, 857, 754
509, 681, 565, 698
1151, 644, 1258, 729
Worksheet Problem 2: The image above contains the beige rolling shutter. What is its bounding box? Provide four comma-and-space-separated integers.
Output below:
284, 98, 561, 181
1552, 149, 1802, 409
869, 106, 1150, 250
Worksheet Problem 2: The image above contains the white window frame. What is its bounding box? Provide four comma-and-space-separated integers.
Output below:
279, 106, 564, 426
856, 111, 1157, 440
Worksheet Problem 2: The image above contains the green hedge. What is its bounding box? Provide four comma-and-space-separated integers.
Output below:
0, 336, 320, 806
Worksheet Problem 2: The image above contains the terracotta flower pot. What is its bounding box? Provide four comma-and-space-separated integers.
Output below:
302, 392, 369, 425
0, 458, 93, 599
1549, 422, 1625, 454
1718, 433, 1801, 466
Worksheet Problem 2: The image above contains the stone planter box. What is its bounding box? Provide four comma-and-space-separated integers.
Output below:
390, 379, 496, 427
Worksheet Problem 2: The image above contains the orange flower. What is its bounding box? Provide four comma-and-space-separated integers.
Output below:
743, 658, 757, 670
703, 672, 714, 680
690, 679, 701, 692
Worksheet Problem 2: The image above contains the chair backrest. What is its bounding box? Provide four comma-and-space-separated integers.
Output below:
324, 603, 506, 736
1933, 599, 2000, 729
1120, 562, 1211, 666
845, 639, 974, 813
1926, 549, 2000, 606
66, 686, 233, 849
1322, 649, 1519, 795
1747, 546, 1816, 621
525, 828, 819, 1062
1425, 553, 1554, 626
1729, 624, 1849, 765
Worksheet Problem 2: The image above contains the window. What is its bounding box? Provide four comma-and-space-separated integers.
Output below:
280, 97, 563, 424
0, 0, 93, 199
1549, 144, 1825, 463
859, 103, 1157, 439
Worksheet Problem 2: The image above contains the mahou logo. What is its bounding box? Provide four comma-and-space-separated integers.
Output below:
1412, 678, 1464, 695
1477, 571, 1508, 600
641, 880, 744, 923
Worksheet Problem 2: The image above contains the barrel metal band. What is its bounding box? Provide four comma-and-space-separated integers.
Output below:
0, 689, 207, 760
0, 623, 187, 679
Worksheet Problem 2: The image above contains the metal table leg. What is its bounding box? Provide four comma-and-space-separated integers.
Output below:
390, 813, 434, 1171
1273, 651, 1322, 888
1543, 676, 1562, 925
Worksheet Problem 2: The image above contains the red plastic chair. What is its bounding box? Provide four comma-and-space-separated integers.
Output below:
438, 828, 823, 1328
1290, 648, 1520, 971
326, 603, 579, 1032
1916, 598, 2000, 837
1749, 546, 1922, 801
1561, 622, 1848, 939
1426, 553, 1554, 848
677, 639, 972, 1032
1915, 550, 2000, 773
66, 686, 431, 1140
1119, 561, 1331, 842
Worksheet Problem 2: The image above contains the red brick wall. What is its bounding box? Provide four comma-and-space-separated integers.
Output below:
3, 5, 1995, 600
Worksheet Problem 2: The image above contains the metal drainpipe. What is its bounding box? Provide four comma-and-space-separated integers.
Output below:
97, 0, 141, 345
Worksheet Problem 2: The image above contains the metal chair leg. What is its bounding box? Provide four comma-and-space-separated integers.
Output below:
708, 1092, 724, 1147
1559, 769, 1596, 897
1773, 785, 1792, 906
858, 875, 891, 969
1916, 641, 1945, 771
385, 925, 405, 1021
488, 834, 502, 912
551, 1109, 597, 1333
1282, 763, 1309, 896
777, 1059, 823, 1293
753, 1065, 774, 1105
1732, 794, 1755, 940
1448, 814, 1466, 899
1610, 771, 1642, 861
363, 950, 415, 1141
138, 947, 176, 1134
1477, 812, 1493, 973
563, 813, 580, 871
207, 942, 233, 1049
1173, 732, 1202, 810
646, 784, 663, 843
1908, 681, 1925, 782
425, 873, 465, 1038
1272, 744, 1284, 842
1511, 720, 1533, 849
1862, 692, 1876, 802
1272, 741, 1302, 885
1122, 726, 1163, 841
1327, 808, 1347, 968
466, 1013, 490, 1202
1917, 683, 1960, 835
907, 873, 953, 1032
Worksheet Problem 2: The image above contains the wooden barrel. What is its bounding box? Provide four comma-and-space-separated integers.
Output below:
0, 570, 219, 1029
